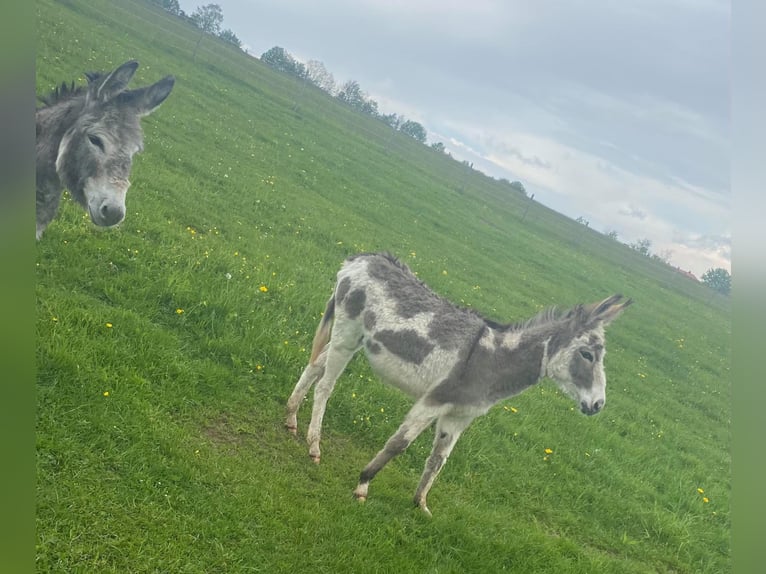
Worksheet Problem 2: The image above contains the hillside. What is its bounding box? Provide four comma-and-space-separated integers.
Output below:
36, 0, 730, 572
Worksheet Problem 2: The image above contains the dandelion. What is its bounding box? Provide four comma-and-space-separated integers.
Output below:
697, 487, 705, 494
176, 308, 184, 315
51, 317, 58, 322
442, 270, 448, 275
105, 322, 113, 328
544, 448, 553, 455
380, 407, 385, 413
259, 285, 268, 292
510, 406, 518, 413
703, 497, 709, 503
225, 272, 232, 280
256, 364, 263, 371
103, 391, 109, 397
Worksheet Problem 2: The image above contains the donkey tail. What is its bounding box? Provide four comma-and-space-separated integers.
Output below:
309, 296, 335, 365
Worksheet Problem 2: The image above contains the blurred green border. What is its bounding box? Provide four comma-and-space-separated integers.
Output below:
0, 2, 35, 573
732, 1, 766, 572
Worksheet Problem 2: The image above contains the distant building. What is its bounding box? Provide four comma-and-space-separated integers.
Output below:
674, 267, 699, 282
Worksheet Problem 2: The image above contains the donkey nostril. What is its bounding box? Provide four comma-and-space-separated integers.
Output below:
591, 400, 604, 414
581, 400, 603, 415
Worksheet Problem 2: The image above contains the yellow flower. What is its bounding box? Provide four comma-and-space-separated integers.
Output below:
544, 448, 553, 455
103, 391, 109, 397
105, 322, 113, 328
697, 487, 704, 494
703, 497, 709, 503
176, 308, 184, 315
510, 406, 518, 413
259, 285, 268, 292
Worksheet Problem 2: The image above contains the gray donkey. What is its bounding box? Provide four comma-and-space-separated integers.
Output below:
36, 60, 174, 239
286, 252, 631, 515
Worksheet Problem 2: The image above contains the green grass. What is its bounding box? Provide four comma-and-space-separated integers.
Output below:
36, 0, 730, 572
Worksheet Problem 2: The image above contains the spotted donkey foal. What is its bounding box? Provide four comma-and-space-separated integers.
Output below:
286, 253, 631, 515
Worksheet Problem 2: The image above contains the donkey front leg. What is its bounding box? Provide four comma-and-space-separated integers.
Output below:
305, 344, 357, 463
353, 400, 441, 503
413, 414, 473, 516
285, 347, 328, 434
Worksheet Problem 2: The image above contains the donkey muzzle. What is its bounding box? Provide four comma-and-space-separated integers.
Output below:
580, 399, 604, 416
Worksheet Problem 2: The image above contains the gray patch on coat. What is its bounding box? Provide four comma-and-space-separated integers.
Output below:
363, 310, 377, 331
428, 311, 482, 350
428, 333, 545, 406
336, 276, 352, 304
373, 329, 435, 365
344, 289, 366, 319
366, 340, 382, 354
366, 255, 445, 319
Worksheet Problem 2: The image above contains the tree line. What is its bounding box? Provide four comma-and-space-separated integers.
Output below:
260, 46, 436, 146
150, 1, 243, 49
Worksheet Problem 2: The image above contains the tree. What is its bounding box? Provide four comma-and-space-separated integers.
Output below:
509, 180, 526, 195
630, 238, 652, 256
431, 142, 446, 153
701, 267, 731, 295
399, 119, 427, 143
152, 0, 180, 15
336, 80, 366, 109
381, 113, 404, 130
191, 4, 224, 59
218, 28, 242, 49
260, 46, 306, 79
604, 229, 619, 240
191, 3, 223, 34
306, 60, 336, 94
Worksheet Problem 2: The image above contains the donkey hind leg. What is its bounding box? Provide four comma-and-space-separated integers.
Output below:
413, 414, 474, 517
285, 345, 329, 434
305, 334, 362, 463
353, 400, 442, 503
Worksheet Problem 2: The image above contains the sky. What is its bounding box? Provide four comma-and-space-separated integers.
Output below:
179, 0, 731, 278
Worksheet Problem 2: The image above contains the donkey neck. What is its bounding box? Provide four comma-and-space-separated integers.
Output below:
476, 323, 555, 404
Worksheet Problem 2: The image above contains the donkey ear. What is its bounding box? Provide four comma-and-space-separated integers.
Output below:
94, 60, 139, 102
126, 75, 175, 117
586, 294, 632, 327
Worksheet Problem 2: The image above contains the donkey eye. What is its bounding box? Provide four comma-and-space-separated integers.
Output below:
580, 350, 594, 362
88, 134, 105, 151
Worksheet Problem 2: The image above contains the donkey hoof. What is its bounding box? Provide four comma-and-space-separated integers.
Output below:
309, 454, 321, 464
285, 424, 298, 435
355, 495, 367, 504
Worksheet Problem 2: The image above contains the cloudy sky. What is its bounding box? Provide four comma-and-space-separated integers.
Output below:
179, 0, 730, 278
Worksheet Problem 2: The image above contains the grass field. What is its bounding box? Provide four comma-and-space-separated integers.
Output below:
35, 0, 730, 572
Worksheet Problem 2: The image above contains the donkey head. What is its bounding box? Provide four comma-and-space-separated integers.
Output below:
545, 294, 632, 415
55, 60, 174, 228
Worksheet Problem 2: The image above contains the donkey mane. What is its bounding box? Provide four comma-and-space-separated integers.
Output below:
39, 80, 83, 107
38, 71, 108, 107
352, 251, 571, 334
